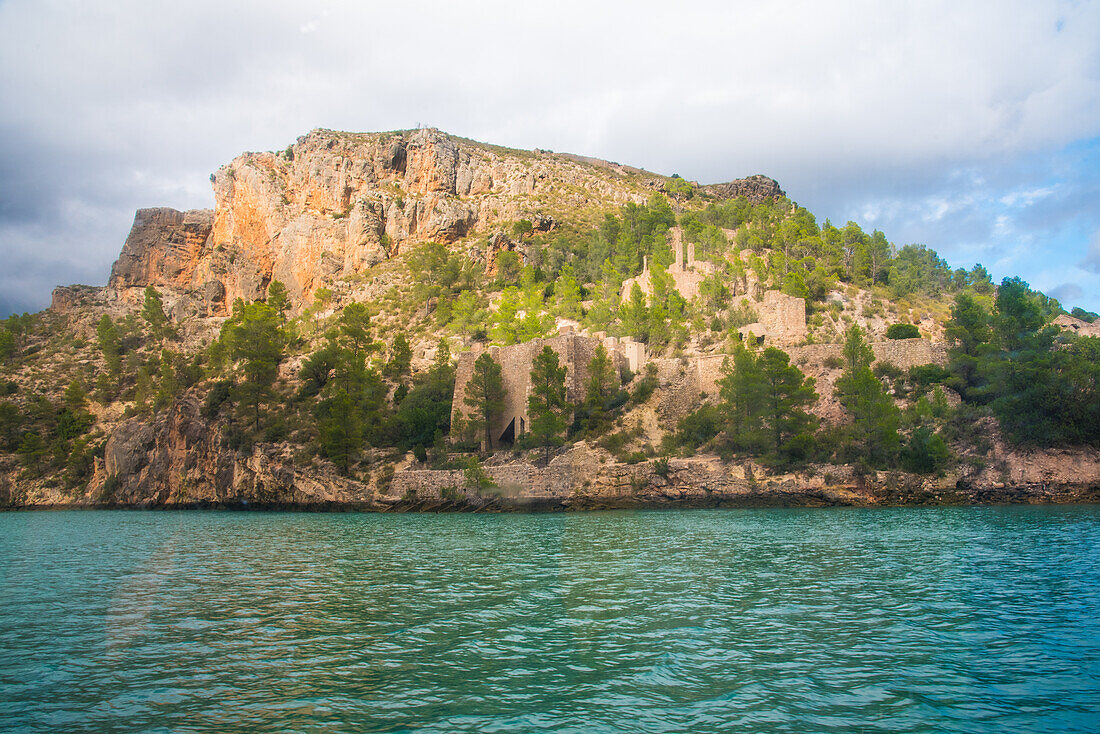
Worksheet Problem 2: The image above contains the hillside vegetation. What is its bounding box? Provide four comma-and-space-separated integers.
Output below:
1, 129, 1097, 508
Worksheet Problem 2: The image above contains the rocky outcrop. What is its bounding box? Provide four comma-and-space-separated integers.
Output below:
388, 447, 1100, 511
701, 175, 786, 204
50, 284, 103, 315
106, 128, 671, 315
97, 395, 376, 507
109, 208, 214, 291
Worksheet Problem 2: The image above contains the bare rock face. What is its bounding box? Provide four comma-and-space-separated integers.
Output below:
49, 284, 102, 314
99, 395, 376, 507
701, 175, 786, 204
109, 208, 214, 291
100, 128, 779, 315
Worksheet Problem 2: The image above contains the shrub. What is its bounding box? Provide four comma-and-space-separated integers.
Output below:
886, 323, 920, 340
653, 456, 671, 478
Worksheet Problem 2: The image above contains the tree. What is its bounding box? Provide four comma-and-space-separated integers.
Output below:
337, 303, 376, 361
902, 427, 951, 474
945, 293, 993, 400
223, 301, 285, 433
266, 280, 290, 320
835, 325, 900, 467
718, 344, 817, 464
464, 352, 505, 451
718, 344, 766, 453
622, 283, 649, 341
142, 286, 169, 339
495, 250, 522, 287
385, 333, 412, 379
755, 348, 819, 463
0, 329, 13, 361
407, 242, 469, 317
395, 358, 455, 451
96, 314, 123, 400
579, 342, 620, 433
310, 304, 388, 471
555, 264, 583, 320
527, 346, 568, 461
450, 290, 488, 337
512, 219, 534, 239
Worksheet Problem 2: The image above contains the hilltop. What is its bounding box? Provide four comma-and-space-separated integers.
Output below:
1, 128, 1098, 510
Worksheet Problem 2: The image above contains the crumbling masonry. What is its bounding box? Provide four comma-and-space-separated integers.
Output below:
451, 331, 645, 448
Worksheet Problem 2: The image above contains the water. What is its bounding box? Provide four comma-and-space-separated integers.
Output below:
1, 507, 1098, 733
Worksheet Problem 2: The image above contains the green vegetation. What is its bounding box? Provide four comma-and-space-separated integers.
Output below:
716, 344, 818, 466
463, 352, 505, 451
526, 346, 569, 462
835, 326, 902, 469
942, 277, 1099, 447
885, 323, 920, 340
3, 142, 1098, 503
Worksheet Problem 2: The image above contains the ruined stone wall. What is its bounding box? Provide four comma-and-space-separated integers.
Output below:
619, 227, 716, 304
658, 340, 949, 423
452, 334, 634, 447
390, 444, 602, 500
870, 339, 949, 370
736, 291, 807, 346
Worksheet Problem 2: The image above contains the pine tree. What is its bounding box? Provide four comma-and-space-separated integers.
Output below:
756, 347, 818, 463
581, 342, 619, 432
835, 325, 900, 467
945, 292, 993, 400
142, 286, 169, 340
555, 263, 583, 320
385, 333, 412, 379
266, 280, 290, 321
527, 346, 568, 462
464, 352, 505, 451
224, 301, 285, 433
718, 343, 766, 453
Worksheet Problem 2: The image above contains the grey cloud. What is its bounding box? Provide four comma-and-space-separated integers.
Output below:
1048, 282, 1084, 303
2, 0, 1100, 312
1080, 234, 1100, 274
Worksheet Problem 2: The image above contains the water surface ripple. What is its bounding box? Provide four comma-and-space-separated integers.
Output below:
1, 507, 1098, 732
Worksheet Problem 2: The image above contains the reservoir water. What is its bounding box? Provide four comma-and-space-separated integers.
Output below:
1, 507, 1098, 733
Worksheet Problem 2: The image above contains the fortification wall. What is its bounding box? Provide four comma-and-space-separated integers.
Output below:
870, 339, 949, 370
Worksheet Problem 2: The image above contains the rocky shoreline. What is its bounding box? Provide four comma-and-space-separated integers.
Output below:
6, 481, 1098, 513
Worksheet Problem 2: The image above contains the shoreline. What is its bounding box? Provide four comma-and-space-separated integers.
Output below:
5, 484, 1099, 513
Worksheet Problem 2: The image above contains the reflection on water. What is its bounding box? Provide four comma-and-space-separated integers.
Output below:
1, 507, 1098, 733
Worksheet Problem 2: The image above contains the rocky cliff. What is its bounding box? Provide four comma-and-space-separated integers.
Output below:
102, 128, 786, 316
4, 127, 1094, 513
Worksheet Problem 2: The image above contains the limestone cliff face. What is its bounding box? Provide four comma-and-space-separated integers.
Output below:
104, 128, 787, 315
106, 129, 650, 313
100, 395, 376, 507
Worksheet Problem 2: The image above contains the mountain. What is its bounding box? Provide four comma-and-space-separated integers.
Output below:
1, 128, 1097, 510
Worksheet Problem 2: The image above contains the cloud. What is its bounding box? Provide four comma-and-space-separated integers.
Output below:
1, 0, 1100, 311
1047, 282, 1083, 303
1080, 232, 1100, 274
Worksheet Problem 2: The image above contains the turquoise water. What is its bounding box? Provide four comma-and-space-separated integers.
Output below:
1, 508, 1098, 733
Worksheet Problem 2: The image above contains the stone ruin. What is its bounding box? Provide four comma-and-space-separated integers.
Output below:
1053, 314, 1100, 338
619, 226, 808, 346
619, 227, 717, 303
735, 290, 808, 346
451, 329, 645, 448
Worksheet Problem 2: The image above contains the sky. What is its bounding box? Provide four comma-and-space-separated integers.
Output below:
1, 0, 1099, 316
